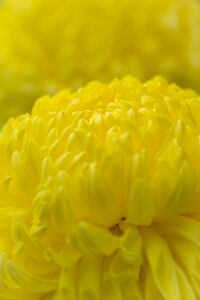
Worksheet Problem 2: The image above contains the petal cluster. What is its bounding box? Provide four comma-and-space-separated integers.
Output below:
0, 76, 200, 299
0, 0, 200, 123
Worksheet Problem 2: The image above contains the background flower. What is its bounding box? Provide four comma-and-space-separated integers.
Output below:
0, 76, 200, 299
0, 0, 200, 124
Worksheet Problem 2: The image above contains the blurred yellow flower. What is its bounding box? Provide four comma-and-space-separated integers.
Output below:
0, 76, 200, 299
0, 0, 200, 124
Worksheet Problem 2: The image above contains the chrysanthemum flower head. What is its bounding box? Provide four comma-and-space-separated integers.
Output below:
0, 0, 200, 124
0, 76, 200, 299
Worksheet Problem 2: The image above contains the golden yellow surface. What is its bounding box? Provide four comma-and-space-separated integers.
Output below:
0, 0, 200, 124
0, 76, 200, 299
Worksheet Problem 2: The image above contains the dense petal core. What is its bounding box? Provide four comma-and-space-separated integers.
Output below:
0, 0, 200, 123
0, 76, 200, 299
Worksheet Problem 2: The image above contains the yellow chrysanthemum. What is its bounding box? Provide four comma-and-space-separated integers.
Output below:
0, 76, 200, 299
0, 0, 200, 124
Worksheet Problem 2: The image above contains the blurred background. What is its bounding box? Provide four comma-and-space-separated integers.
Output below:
0, 0, 200, 125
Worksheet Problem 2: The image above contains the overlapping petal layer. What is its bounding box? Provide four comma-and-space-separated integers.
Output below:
0, 76, 200, 299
